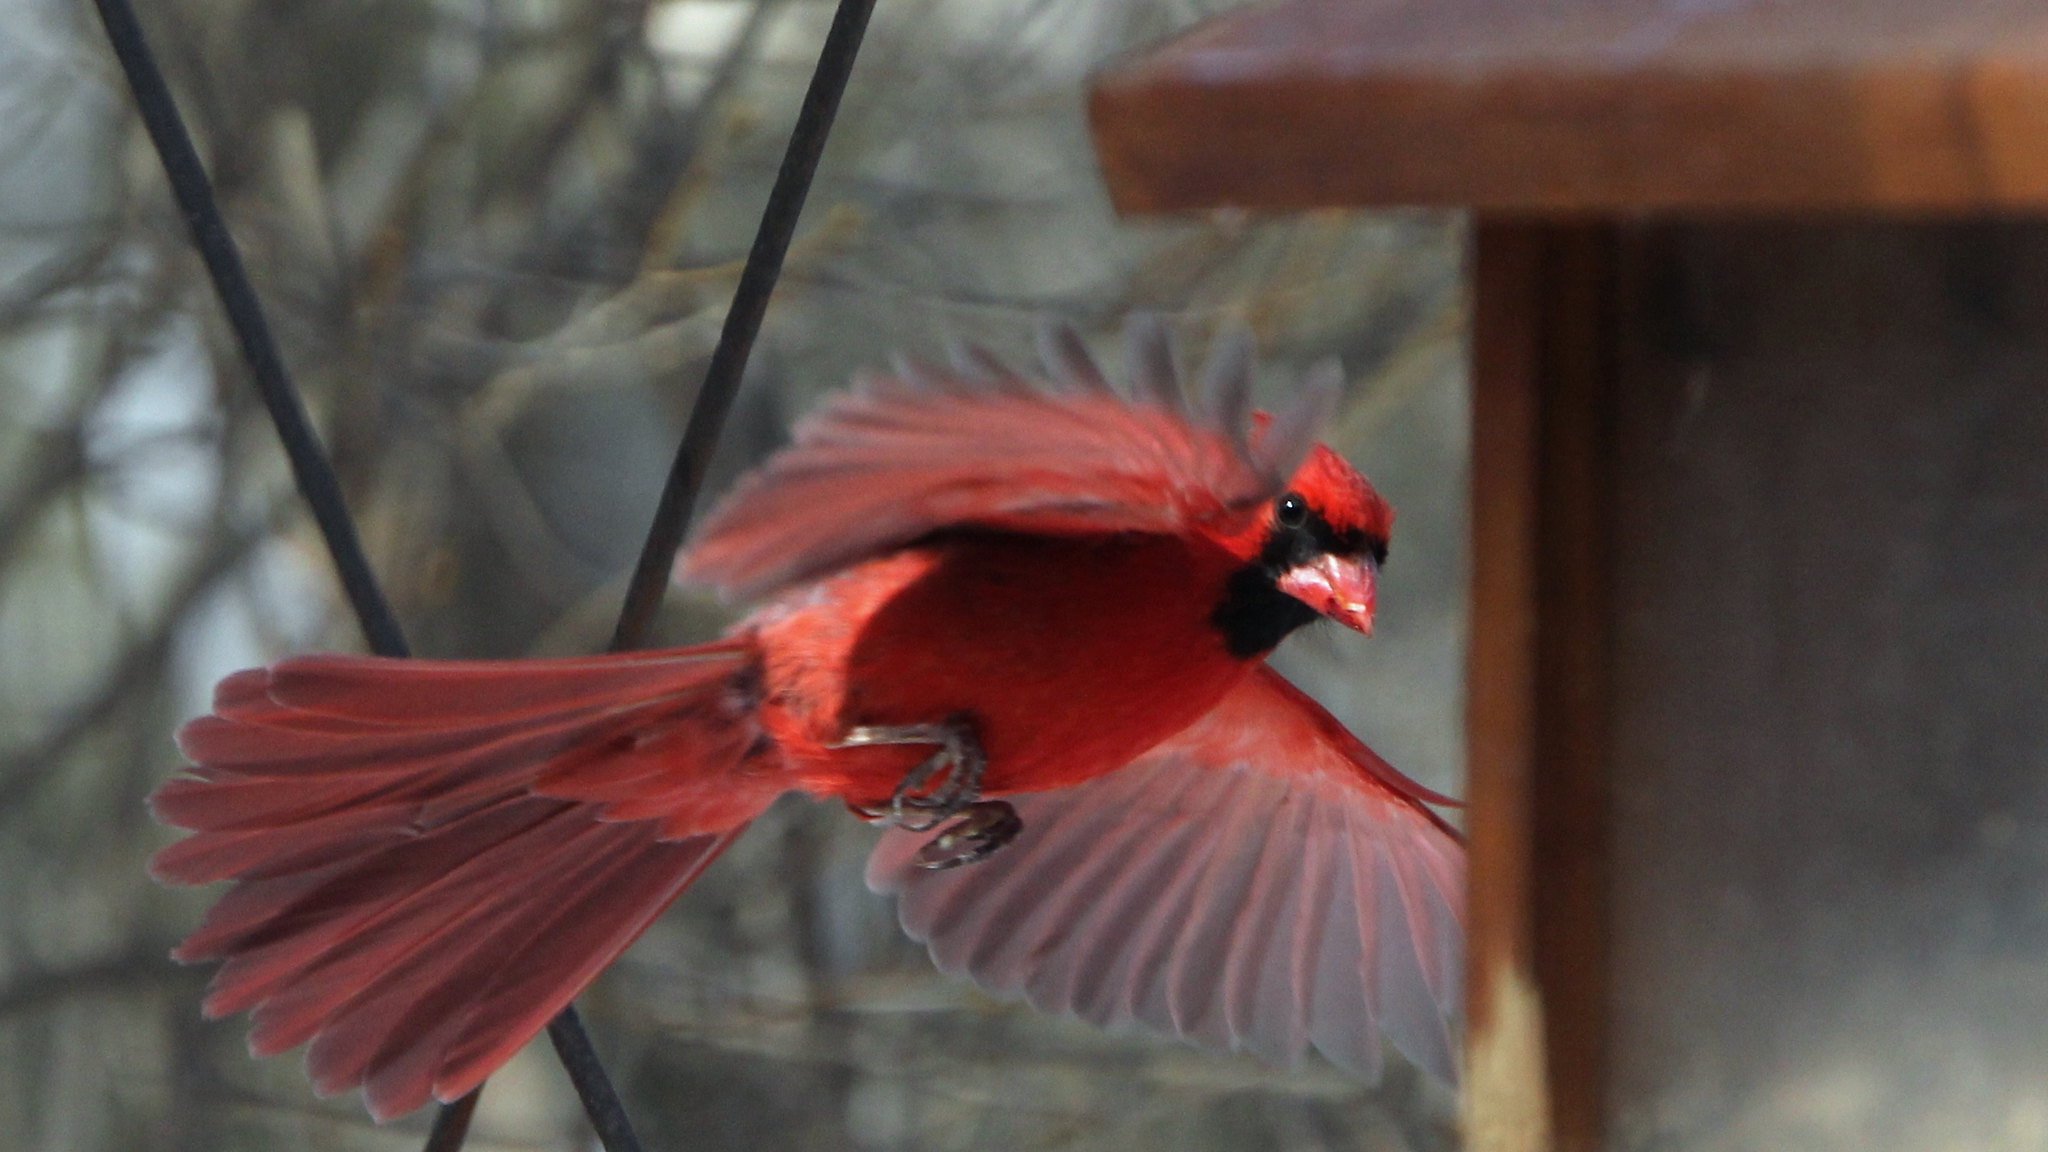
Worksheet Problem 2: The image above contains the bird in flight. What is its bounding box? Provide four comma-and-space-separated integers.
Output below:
151, 317, 1466, 1120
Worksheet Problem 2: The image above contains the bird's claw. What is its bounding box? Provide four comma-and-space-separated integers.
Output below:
833, 718, 1021, 866
834, 716, 990, 833
914, 801, 1022, 870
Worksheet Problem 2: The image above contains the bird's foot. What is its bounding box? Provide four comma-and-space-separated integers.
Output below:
835, 716, 988, 832
835, 717, 1022, 866
914, 800, 1022, 870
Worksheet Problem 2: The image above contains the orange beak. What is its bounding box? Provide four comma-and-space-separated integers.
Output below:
1277, 554, 1378, 636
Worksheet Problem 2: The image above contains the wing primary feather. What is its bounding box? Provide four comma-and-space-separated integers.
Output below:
1157, 781, 1269, 1048
848, 368, 897, 400
1035, 322, 1112, 393
1056, 766, 1224, 1025
1341, 802, 1386, 1025
1198, 321, 1256, 442
888, 353, 956, 395
1369, 836, 1459, 1084
1270, 795, 1339, 1062
945, 799, 1126, 987
1124, 312, 1185, 411
1110, 774, 1244, 1034
1308, 820, 1384, 1080
1257, 359, 1342, 479
1065, 848, 1187, 1028
1219, 783, 1312, 1060
1386, 829, 1461, 1013
946, 340, 1028, 394
983, 792, 1158, 1002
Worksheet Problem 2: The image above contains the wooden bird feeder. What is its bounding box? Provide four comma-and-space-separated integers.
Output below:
1089, 2, 2048, 1149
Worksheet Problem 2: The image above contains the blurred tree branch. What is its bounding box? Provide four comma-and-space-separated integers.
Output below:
0, 498, 293, 814
0, 952, 190, 1022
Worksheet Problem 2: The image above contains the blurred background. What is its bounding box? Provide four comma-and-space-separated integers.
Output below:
0, 0, 1469, 1147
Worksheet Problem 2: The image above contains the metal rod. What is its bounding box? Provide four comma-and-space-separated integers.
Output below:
422, 1090, 481, 1152
525, 1, 882, 1143
534, 1, 881, 1139
549, 1006, 647, 1152
609, 0, 881, 652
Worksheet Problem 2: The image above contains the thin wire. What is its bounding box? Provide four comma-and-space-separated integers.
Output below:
89, 0, 409, 660
609, 0, 881, 652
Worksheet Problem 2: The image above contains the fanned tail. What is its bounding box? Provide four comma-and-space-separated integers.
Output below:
151, 643, 781, 1120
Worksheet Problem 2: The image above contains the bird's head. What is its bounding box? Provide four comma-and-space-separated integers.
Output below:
1214, 443, 1394, 657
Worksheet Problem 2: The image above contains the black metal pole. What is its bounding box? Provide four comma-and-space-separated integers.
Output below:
87, 2, 648, 1148
549, 1005, 649, 1151
540, 1, 882, 1139
421, 1090, 480, 1152
609, 0, 881, 652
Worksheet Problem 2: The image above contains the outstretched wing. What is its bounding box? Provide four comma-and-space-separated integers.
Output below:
867, 665, 1465, 1084
679, 318, 1340, 601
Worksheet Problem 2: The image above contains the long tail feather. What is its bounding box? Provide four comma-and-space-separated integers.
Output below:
152, 643, 779, 1120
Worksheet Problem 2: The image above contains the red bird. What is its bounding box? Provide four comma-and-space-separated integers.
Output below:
151, 319, 1466, 1120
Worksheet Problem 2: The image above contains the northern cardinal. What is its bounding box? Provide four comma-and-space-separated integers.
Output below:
151, 318, 1466, 1120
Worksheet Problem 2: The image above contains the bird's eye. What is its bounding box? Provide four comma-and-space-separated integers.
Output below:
1276, 492, 1308, 528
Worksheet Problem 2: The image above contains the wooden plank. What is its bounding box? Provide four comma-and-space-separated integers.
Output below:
1466, 222, 1616, 1151
1089, 0, 2048, 214
1466, 224, 1554, 1152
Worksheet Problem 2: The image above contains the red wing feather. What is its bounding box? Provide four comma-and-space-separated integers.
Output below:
867, 666, 1464, 1084
680, 320, 1336, 600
